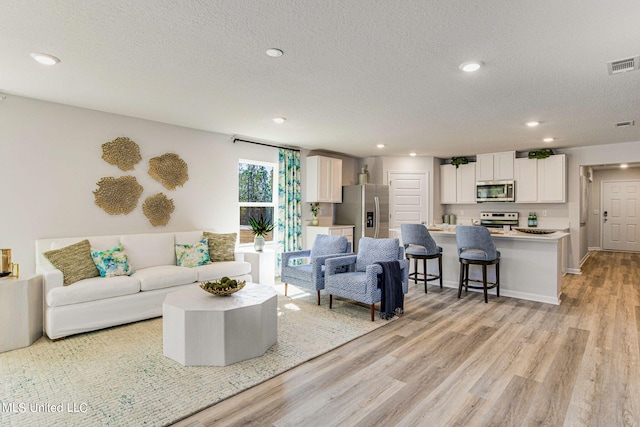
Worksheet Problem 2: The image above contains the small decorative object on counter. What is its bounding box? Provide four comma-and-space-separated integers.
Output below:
310, 202, 320, 226
528, 212, 538, 227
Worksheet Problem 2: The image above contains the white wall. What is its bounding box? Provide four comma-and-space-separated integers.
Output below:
562, 141, 640, 272
0, 96, 278, 273
588, 167, 640, 249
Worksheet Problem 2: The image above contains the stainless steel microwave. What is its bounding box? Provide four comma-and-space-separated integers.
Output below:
476, 180, 515, 202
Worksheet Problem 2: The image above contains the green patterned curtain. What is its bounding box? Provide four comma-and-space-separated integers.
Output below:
277, 149, 302, 270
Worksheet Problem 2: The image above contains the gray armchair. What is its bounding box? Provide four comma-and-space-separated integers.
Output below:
280, 234, 351, 305
324, 237, 409, 321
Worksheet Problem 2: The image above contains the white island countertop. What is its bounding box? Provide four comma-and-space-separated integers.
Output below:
416, 227, 570, 305
425, 227, 569, 241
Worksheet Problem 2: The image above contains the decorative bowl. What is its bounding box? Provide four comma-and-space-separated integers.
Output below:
200, 278, 246, 296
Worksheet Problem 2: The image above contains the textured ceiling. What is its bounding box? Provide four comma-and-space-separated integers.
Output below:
1, 0, 639, 158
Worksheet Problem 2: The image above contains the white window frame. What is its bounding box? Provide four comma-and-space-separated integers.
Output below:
238, 159, 278, 246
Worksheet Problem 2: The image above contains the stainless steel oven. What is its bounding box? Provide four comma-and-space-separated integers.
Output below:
479, 212, 519, 229
476, 180, 515, 202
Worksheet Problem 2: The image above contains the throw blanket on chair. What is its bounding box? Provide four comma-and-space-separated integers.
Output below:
375, 261, 404, 320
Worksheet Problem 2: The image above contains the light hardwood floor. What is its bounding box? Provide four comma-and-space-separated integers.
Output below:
172, 251, 639, 427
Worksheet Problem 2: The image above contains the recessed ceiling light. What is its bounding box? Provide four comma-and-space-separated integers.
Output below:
409, 152, 417, 157
377, 144, 385, 148
526, 121, 540, 127
459, 61, 483, 72
272, 117, 286, 124
30, 52, 60, 65
266, 48, 283, 57
621, 163, 629, 169
543, 137, 555, 142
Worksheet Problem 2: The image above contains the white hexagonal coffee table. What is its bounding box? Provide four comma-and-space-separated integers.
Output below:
163, 282, 277, 366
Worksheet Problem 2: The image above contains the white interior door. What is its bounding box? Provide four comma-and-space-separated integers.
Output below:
388, 172, 428, 231
602, 180, 640, 251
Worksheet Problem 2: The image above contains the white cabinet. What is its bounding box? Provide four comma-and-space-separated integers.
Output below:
457, 163, 477, 203
440, 164, 458, 204
440, 163, 476, 204
514, 154, 566, 203
538, 154, 566, 202
306, 156, 342, 203
476, 151, 515, 181
514, 158, 538, 202
304, 225, 354, 250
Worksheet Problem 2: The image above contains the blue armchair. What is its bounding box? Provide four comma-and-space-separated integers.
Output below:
280, 234, 351, 305
324, 237, 409, 321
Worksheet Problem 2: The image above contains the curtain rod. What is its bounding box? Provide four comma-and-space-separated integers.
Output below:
233, 137, 300, 152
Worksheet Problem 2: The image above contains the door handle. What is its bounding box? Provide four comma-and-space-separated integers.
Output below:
374, 196, 380, 238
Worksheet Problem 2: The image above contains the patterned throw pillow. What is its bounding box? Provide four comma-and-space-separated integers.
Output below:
175, 239, 211, 268
203, 232, 237, 262
44, 239, 100, 286
91, 244, 135, 277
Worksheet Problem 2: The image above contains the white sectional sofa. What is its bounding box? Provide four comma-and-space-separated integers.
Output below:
35, 231, 252, 339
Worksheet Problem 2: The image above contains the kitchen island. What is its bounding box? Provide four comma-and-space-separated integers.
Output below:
420, 228, 569, 305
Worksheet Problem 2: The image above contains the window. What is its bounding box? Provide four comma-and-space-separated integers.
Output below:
239, 160, 277, 244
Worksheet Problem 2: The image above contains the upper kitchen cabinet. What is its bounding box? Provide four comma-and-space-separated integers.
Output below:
476, 151, 515, 181
514, 154, 566, 203
306, 155, 342, 203
440, 163, 476, 204
514, 158, 538, 202
537, 154, 566, 203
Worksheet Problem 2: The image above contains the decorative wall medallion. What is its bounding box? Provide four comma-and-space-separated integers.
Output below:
101, 137, 142, 171
148, 153, 189, 190
93, 176, 144, 215
142, 193, 175, 226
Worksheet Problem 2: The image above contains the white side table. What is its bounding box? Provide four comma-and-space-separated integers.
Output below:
243, 249, 276, 285
0, 274, 43, 353
163, 283, 277, 366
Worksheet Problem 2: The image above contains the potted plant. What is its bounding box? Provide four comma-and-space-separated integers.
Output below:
248, 214, 275, 252
451, 157, 469, 168
528, 149, 554, 159
310, 202, 320, 226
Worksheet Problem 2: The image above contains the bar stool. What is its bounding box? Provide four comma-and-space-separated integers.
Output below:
456, 225, 500, 303
400, 224, 443, 293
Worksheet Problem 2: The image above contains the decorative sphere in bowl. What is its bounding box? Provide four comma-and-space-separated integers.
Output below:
200, 276, 246, 296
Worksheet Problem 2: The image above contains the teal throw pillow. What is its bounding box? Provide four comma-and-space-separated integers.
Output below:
91, 244, 135, 277
176, 239, 210, 268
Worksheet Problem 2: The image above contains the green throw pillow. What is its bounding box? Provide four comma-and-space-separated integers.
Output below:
175, 239, 211, 268
91, 244, 135, 277
44, 239, 100, 286
203, 232, 237, 262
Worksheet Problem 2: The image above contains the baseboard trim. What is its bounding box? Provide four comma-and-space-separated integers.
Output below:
441, 282, 560, 305
566, 268, 582, 275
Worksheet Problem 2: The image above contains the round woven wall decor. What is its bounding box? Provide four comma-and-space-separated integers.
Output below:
93, 176, 144, 215
148, 153, 189, 190
101, 137, 142, 171
142, 193, 175, 226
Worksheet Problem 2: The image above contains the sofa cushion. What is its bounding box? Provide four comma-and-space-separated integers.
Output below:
203, 232, 237, 262
91, 244, 135, 277
121, 233, 176, 270
194, 261, 251, 282
174, 231, 204, 245
175, 239, 210, 268
46, 275, 141, 307
133, 266, 198, 291
44, 239, 100, 286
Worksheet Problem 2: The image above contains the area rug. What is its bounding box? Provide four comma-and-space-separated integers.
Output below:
0, 290, 390, 426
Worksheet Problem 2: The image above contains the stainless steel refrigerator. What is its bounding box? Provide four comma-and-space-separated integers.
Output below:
334, 184, 389, 252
